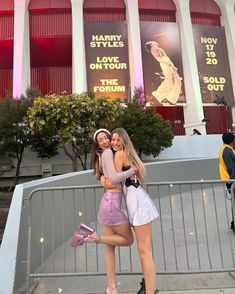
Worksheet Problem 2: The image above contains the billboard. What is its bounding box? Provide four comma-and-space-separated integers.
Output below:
192, 25, 234, 105
84, 21, 130, 101
140, 21, 185, 106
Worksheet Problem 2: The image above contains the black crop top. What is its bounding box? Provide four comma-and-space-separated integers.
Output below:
122, 166, 140, 188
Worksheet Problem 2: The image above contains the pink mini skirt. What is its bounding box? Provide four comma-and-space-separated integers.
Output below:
98, 191, 129, 226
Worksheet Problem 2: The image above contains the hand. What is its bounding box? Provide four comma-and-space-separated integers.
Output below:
132, 165, 139, 176
151, 41, 159, 48
100, 175, 116, 189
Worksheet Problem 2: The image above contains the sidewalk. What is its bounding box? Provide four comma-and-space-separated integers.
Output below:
32, 272, 235, 294
158, 290, 235, 294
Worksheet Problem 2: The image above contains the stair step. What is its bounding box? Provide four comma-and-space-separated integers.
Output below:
0, 191, 13, 244
0, 208, 9, 213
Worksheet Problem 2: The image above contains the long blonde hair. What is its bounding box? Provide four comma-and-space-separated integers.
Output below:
111, 128, 146, 183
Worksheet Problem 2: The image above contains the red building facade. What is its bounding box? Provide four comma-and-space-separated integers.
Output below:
0, 0, 234, 135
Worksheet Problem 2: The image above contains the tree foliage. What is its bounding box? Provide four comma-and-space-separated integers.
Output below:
28, 93, 124, 170
0, 92, 35, 184
117, 89, 174, 158
30, 132, 59, 158
0, 87, 60, 184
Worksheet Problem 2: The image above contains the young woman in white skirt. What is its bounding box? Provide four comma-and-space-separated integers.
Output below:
102, 128, 159, 294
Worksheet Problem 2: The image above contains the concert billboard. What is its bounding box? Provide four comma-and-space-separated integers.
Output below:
140, 21, 185, 106
192, 24, 234, 105
84, 21, 130, 101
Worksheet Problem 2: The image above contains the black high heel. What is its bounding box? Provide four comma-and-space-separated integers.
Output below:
136, 278, 159, 294
137, 278, 145, 294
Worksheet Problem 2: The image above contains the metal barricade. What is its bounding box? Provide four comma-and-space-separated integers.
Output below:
25, 180, 235, 293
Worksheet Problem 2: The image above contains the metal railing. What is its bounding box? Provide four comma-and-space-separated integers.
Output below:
25, 180, 235, 293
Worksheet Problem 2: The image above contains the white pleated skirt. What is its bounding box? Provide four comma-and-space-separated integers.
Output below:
124, 185, 159, 226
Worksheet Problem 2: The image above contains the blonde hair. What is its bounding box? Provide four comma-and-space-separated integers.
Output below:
111, 128, 146, 183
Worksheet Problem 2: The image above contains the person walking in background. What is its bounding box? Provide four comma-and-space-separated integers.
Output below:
71, 128, 137, 294
219, 132, 235, 231
192, 128, 201, 135
102, 128, 159, 294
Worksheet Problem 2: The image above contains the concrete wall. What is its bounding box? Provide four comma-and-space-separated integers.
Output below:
142, 134, 222, 162
0, 135, 223, 183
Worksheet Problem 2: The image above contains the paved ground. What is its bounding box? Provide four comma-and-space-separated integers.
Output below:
31, 272, 235, 294
160, 290, 235, 294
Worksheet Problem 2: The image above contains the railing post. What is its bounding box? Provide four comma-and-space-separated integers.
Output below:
26, 197, 32, 294
231, 183, 235, 234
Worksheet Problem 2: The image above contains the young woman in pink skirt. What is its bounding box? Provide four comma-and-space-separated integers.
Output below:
71, 128, 137, 294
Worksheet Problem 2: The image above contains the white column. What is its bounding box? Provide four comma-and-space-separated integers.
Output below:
13, 0, 30, 98
215, 0, 235, 126
70, 0, 86, 93
173, 0, 206, 135
125, 0, 144, 99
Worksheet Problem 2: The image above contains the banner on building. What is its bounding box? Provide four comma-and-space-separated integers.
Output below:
140, 21, 185, 106
84, 21, 130, 101
193, 25, 234, 106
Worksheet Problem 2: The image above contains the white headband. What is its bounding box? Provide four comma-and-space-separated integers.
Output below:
93, 128, 111, 142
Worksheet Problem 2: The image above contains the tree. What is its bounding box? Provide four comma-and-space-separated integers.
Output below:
117, 89, 174, 158
0, 93, 34, 185
23, 87, 60, 159
30, 132, 59, 158
0, 87, 58, 184
28, 93, 123, 171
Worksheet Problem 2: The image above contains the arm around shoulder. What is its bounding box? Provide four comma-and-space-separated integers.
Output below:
102, 149, 135, 184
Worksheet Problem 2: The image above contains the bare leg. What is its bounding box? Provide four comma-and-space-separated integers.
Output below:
104, 244, 115, 285
134, 222, 156, 294
85, 224, 133, 293
104, 227, 116, 291
85, 222, 134, 246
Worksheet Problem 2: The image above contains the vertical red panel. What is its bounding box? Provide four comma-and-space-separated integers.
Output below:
191, 13, 221, 26
0, 0, 14, 12
84, 0, 125, 9
29, 0, 71, 10
31, 67, 72, 96
156, 106, 185, 135
30, 11, 72, 37
190, 0, 221, 15
0, 13, 13, 98
0, 14, 14, 39
84, 9, 126, 21
203, 106, 233, 134
0, 69, 13, 98
138, 0, 176, 11
139, 11, 176, 22
30, 10, 72, 95
138, 0, 176, 22
84, 0, 126, 20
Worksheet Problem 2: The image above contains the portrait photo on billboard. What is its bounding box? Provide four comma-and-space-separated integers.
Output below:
193, 25, 234, 106
140, 21, 185, 107
84, 21, 130, 101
